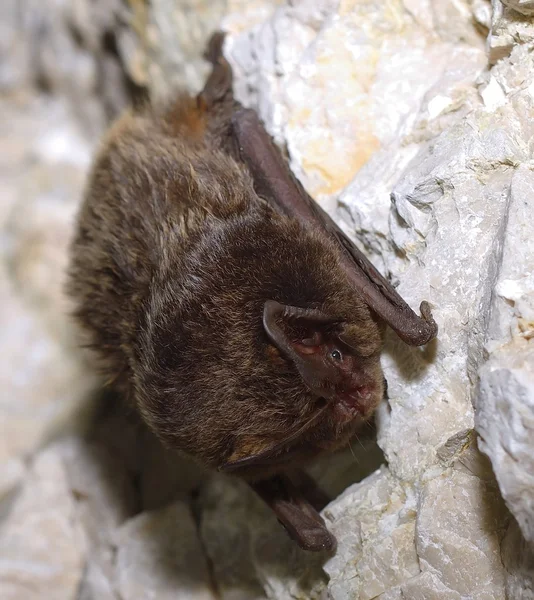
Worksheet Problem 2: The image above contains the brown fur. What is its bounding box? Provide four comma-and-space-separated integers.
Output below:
67, 93, 385, 479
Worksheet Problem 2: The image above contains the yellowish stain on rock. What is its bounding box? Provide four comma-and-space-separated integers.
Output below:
286, 20, 383, 196
301, 131, 381, 196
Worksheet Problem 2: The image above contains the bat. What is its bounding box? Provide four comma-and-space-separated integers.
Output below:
67, 32, 437, 552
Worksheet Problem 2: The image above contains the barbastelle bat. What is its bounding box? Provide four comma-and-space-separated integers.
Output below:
67, 32, 437, 552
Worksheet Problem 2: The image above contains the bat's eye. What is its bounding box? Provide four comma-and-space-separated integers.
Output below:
330, 349, 342, 361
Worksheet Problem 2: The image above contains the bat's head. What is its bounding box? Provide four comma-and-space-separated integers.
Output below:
133, 209, 385, 478
262, 299, 384, 423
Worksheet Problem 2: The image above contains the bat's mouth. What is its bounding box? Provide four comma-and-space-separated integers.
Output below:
330, 383, 377, 424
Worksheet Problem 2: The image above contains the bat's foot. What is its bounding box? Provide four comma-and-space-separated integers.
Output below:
251, 474, 337, 553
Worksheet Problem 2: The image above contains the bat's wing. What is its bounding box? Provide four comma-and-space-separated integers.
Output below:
251, 474, 336, 552
231, 108, 437, 347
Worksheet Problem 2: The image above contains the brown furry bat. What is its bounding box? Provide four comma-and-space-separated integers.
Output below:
67, 33, 437, 551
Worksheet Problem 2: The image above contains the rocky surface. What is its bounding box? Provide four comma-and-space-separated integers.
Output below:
489, 0, 534, 62
1, 0, 533, 599
0, 91, 97, 505
0, 446, 87, 600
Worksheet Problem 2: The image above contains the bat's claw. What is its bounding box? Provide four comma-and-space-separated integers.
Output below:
419, 301, 438, 338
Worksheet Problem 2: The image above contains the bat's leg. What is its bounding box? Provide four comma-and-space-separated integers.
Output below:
288, 469, 331, 512
250, 474, 336, 552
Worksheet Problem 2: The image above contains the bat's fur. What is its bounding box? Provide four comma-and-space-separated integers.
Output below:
67, 93, 385, 479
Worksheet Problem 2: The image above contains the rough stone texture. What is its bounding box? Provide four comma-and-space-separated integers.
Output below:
324, 468, 419, 599
115, 502, 216, 600
0, 446, 87, 600
0, 91, 99, 508
502, 0, 534, 14
224, 0, 486, 205
488, 0, 534, 63
476, 166, 534, 543
2, 0, 534, 599
0, 0, 140, 137
62, 435, 138, 600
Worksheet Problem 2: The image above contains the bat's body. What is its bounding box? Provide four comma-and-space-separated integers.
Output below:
68, 33, 436, 551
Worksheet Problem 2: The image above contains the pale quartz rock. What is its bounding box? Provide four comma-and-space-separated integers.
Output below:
488, 0, 534, 63
479, 74, 507, 110
0, 96, 97, 510
114, 502, 216, 600
323, 468, 419, 600
0, 94, 99, 503
471, 0, 494, 30
476, 167, 534, 544
223, 0, 486, 202
0, 446, 87, 600
415, 468, 507, 597
61, 437, 138, 600
501, 0, 534, 14
322, 445, 509, 599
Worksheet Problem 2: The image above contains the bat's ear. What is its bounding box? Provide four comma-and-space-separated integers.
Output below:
263, 300, 341, 397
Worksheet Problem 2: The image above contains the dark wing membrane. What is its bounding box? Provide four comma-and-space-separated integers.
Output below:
231, 107, 437, 346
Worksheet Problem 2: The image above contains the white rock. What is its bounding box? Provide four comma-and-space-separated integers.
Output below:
0, 94, 99, 501
224, 0, 486, 203
0, 446, 87, 600
115, 502, 216, 600
61, 436, 138, 599
324, 468, 419, 600
476, 166, 534, 544
415, 466, 506, 598
488, 0, 534, 63
501, 0, 534, 15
